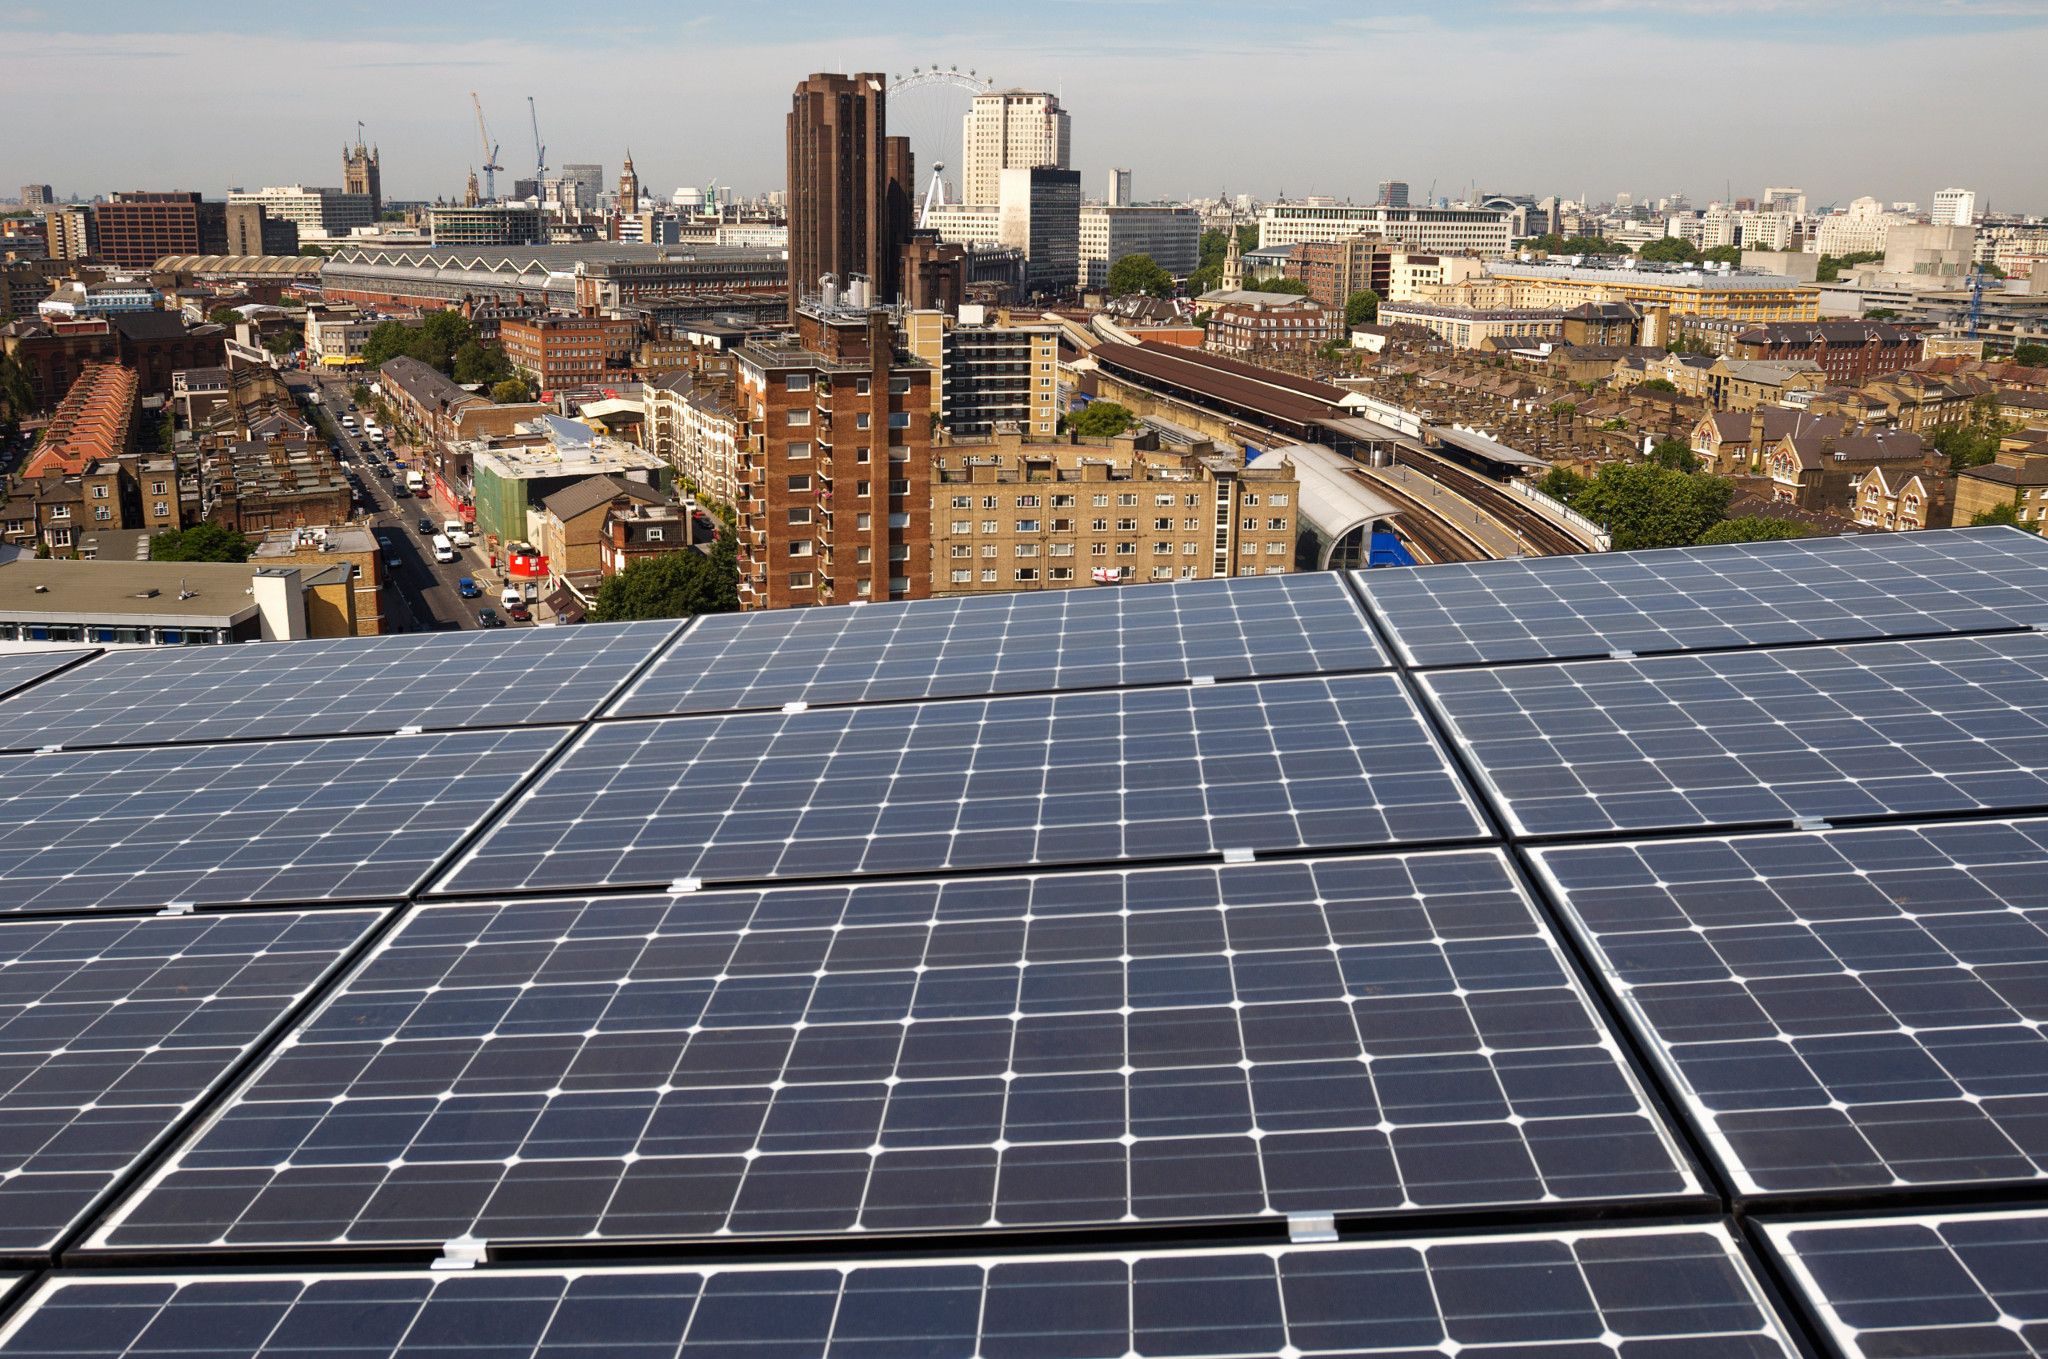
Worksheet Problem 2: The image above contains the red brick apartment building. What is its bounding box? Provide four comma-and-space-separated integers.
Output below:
1731, 322, 1920, 386
500, 314, 640, 392
93, 192, 207, 270
732, 302, 932, 610
25, 363, 138, 477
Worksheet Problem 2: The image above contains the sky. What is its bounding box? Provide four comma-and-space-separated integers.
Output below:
2, 0, 2043, 214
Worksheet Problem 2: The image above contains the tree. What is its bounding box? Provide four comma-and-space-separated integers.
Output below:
1700, 245, 1742, 265
1637, 237, 1702, 265
1547, 400, 1578, 417
207, 306, 242, 328
1537, 468, 1588, 504
1696, 516, 1811, 546
1235, 224, 1258, 256
452, 339, 515, 387
151, 523, 254, 563
297, 244, 330, 258
1067, 402, 1136, 438
2013, 343, 2048, 368
1571, 463, 1733, 551
1345, 290, 1380, 327
0, 351, 37, 422
490, 377, 535, 404
1817, 251, 1883, 283
1648, 437, 1698, 473
1865, 308, 1901, 320
1930, 393, 2012, 470
1639, 378, 1679, 394
263, 330, 298, 355
588, 537, 739, 622
1971, 502, 2024, 528
1105, 253, 1174, 299
1526, 233, 1628, 256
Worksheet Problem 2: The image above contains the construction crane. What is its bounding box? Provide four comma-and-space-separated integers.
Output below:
469, 92, 503, 202
1969, 266, 1998, 338
527, 96, 546, 189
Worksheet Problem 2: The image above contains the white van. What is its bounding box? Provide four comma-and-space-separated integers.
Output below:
339, 415, 356, 430
443, 520, 473, 546
500, 584, 523, 609
432, 535, 456, 564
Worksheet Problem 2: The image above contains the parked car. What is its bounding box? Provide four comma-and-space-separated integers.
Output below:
457, 577, 481, 599
506, 600, 533, 622
416, 517, 434, 535
384, 555, 403, 572
476, 607, 504, 628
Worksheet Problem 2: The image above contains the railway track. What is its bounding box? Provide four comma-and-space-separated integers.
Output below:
1341, 468, 1485, 564
1394, 447, 1588, 556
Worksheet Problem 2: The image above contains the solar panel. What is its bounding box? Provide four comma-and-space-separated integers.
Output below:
94, 851, 1696, 1251
0, 728, 567, 914
1422, 632, 2048, 838
27, 1226, 1797, 1356
439, 676, 1485, 897
0, 651, 87, 705
607, 572, 1386, 716
0, 623, 677, 752
1359, 525, 2048, 668
0, 907, 381, 1252
1763, 1210, 2048, 1359
1532, 818, 2048, 1195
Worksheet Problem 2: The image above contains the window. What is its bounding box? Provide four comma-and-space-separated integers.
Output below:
855, 413, 871, 431
786, 409, 810, 427
1117, 518, 1137, 531
1241, 542, 1257, 555
1154, 517, 1172, 531
1015, 544, 1038, 558
1242, 517, 1258, 531
1267, 542, 1287, 555
1244, 494, 1260, 506
92, 485, 108, 499
1017, 519, 1040, 533
151, 480, 168, 495
1091, 543, 1108, 557
888, 411, 911, 429
1184, 518, 1200, 530
888, 479, 909, 495
1092, 494, 1109, 507
952, 568, 973, 584
951, 495, 972, 509
856, 512, 872, 530
1268, 518, 1287, 531
1091, 518, 1108, 532
1152, 567, 1173, 580
646, 528, 664, 542
785, 373, 811, 392
952, 520, 972, 534
789, 541, 813, 558
981, 496, 999, 509
1050, 543, 1074, 557
981, 520, 1000, 533
981, 567, 997, 582
153, 502, 169, 518
857, 547, 872, 563
786, 474, 811, 491
1051, 567, 1073, 581
951, 544, 970, 558
1015, 568, 1038, 582
788, 508, 812, 525
1052, 494, 1074, 508
1117, 493, 1137, 507
856, 480, 871, 497
982, 544, 999, 558
1184, 542, 1199, 555
1271, 493, 1290, 506
94, 506, 111, 521
786, 442, 811, 459
1016, 495, 1039, 508
889, 377, 910, 395
1154, 494, 1175, 507
1186, 494, 1201, 507
788, 571, 814, 589
1116, 542, 1136, 556
856, 378, 871, 396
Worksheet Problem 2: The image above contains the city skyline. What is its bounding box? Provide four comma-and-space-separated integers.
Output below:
3, 0, 2045, 213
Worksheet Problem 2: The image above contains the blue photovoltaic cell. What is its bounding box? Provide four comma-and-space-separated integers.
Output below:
20, 1228, 1795, 1357
96, 852, 1693, 1250
1358, 525, 2048, 668
1764, 1210, 2048, 1359
440, 675, 1484, 896
0, 652, 85, 705
0, 727, 567, 913
607, 572, 1386, 716
0, 907, 382, 1252
0, 622, 677, 751
1532, 819, 2048, 1195
1423, 632, 2048, 838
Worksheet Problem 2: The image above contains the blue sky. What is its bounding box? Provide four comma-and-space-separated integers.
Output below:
3, 0, 2043, 212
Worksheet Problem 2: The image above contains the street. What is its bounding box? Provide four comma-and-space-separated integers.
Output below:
288, 370, 524, 632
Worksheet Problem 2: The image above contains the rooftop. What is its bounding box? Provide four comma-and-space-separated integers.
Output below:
0, 557, 273, 622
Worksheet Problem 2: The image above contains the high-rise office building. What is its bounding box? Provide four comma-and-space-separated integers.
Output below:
222, 202, 299, 256
1377, 180, 1410, 209
226, 186, 375, 238
94, 191, 207, 269
558, 164, 604, 213
19, 185, 54, 211
42, 205, 95, 261
786, 71, 911, 311
998, 166, 1082, 298
1109, 168, 1132, 208
1932, 188, 1977, 227
961, 90, 1070, 207
343, 139, 381, 216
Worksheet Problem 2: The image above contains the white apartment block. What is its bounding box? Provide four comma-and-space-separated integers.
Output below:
1258, 202, 1512, 258
1078, 204, 1202, 290
961, 91, 1071, 207
1811, 197, 1907, 257
1932, 188, 1977, 228
226, 185, 375, 236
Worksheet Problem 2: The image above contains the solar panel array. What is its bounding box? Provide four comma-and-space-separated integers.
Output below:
1358, 524, 2048, 667
0, 526, 2041, 1358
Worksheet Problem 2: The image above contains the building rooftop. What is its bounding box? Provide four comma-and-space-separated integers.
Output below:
1489, 259, 1816, 290
0, 557, 271, 622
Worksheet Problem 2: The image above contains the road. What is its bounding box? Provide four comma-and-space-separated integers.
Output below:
286, 371, 522, 632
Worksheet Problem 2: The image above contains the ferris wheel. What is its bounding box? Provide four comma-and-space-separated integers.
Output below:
888, 66, 994, 224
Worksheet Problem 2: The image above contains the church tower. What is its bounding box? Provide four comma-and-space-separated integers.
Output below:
1221, 228, 1244, 291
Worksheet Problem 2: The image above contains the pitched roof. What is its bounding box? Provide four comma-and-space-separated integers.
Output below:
542, 474, 666, 523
